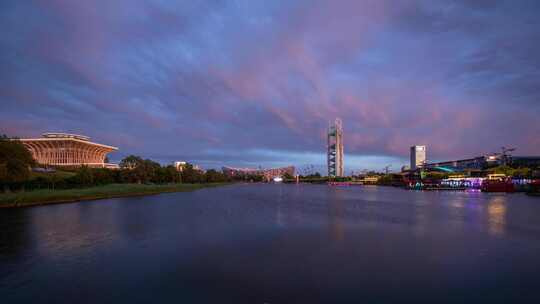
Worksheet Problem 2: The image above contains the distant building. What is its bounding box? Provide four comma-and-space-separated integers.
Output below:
20, 133, 118, 168
328, 118, 344, 177
173, 161, 187, 171
222, 166, 295, 180
410, 145, 426, 170
173, 161, 204, 172
222, 167, 259, 176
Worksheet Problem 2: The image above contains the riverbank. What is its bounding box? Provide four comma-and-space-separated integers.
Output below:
0, 183, 232, 208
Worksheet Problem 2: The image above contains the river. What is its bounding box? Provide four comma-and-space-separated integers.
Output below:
2, 184, 540, 303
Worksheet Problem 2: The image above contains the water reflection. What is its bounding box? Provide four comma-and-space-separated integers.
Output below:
413, 204, 428, 237
327, 189, 345, 242
276, 205, 284, 228
448, 193, 467, 232
0, 209, 33, 261
115, 197, 157, 242
29, 203, 118, 259
3, 184, 540, 303
274, 184, 304, 228
487, 196, 507, 237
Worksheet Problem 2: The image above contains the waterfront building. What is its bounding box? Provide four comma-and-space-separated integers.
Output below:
410, 145, 426, 170
424, 155, 540, 172
20, 133, 118, 168
424, 156, 486, 171
222, 167, 259, 176
172, 161, 204, 172
328, 118, 344, 177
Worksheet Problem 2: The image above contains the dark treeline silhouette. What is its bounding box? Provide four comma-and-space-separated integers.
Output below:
2, 157, 230, 192
0, 135, 35, 192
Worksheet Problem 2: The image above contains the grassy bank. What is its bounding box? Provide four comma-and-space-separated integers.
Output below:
0, 183, 231, 208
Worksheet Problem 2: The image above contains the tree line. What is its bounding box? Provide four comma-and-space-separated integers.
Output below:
0, 135, 233, 192
0, 135, 35, 192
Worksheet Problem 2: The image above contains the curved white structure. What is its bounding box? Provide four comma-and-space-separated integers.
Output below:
20, 133, 118, 168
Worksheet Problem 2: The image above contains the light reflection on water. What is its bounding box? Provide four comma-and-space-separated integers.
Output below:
328, 189, 345, 242
487, 196, 507, 237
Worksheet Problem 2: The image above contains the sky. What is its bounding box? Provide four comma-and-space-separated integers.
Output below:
1, 0, 540, 174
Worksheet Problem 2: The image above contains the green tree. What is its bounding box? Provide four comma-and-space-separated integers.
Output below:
204, 169, 227, 183
74, 166, 94, 187
165, 165, 182, 183
119, 155, 160, 184
282, 172, 294, 180
91, 168, 118, 185
424, 171, 449, 180
119, 155, 143, 169
181, 163, 205, 183
140, 159, 160, 183
512, 167, 531, 178
0, 135, 35, 192
489, 165, 515, 176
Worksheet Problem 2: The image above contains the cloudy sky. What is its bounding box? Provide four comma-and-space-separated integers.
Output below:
1, 0, 539, 173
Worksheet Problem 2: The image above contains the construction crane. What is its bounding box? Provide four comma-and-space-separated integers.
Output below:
501, 146, 516, 156
299, 164, 318, 177
500, 146, 516, 166
383, 165, 392, 175
488, 147, 516, 166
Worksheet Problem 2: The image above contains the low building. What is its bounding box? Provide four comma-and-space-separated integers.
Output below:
359, 176, 379, 185
173, 161, 204, 172
173, 161, 187, 171
425, 156, 486, 171
222, 166, 295, 180
20, 133, 118, 168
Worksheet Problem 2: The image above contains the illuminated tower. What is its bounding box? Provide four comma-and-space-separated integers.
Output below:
327, 118, 344, 177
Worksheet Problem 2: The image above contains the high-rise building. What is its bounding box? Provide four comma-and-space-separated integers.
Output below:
328, 118, 344, 177
410, 145, 426, 170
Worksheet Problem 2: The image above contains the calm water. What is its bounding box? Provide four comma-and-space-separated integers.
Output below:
2, 184, 540, 303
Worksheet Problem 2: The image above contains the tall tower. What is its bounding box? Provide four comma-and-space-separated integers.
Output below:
328, 118, 344, 177
410, 145, 426, 170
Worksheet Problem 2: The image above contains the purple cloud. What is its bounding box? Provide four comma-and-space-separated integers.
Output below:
1, 0, 539, 170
